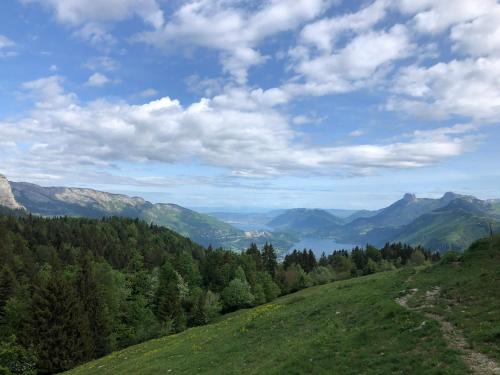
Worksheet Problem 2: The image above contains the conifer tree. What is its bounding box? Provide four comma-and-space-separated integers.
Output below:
0, 265, 16, 322
77, 253, 110, 358
155, 262, 183, 331
262, 243, 278, 278
245, 243, 263, 271
29, 275, 93, 374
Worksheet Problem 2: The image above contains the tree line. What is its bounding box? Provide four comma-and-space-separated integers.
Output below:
0, 212, 438, 374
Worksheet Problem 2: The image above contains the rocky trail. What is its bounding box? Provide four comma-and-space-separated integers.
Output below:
396, 284, 500, 375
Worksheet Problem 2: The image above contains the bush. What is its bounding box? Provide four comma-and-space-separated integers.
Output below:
441, 251, 463, 264
409, 250, 426, 266
309, 266, 334, 285
0, 336, 37, 375
222, 278, 254, 311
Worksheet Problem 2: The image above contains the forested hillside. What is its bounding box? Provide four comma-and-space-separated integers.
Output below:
67, 236, 500, 375
0, 210, 434, 374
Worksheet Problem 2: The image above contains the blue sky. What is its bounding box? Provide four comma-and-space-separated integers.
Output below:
1, 0, 500, 210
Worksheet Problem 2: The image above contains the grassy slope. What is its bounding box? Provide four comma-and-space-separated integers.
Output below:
68, 269, 471, 375
408, 235, 500, 362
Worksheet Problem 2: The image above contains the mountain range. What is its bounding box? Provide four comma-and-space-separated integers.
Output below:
1, 173, 499, 252
265, 192, 500, 251
0, 174, 292, 251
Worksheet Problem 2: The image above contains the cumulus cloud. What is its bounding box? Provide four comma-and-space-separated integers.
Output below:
299, 0, 388, 52
395, 0, 496, 34
134, 0, 329, 83
288, 24, 414, 96
388, 58, 500, 120
22, 0, 164, 49
0, 76, 474, 179
21, 0, 164, 28
450, 5, 500, 57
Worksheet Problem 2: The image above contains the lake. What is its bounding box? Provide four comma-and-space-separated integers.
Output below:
288, 238, 359, 258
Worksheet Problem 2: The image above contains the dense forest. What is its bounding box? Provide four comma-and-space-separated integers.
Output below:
0, 211, 437, 374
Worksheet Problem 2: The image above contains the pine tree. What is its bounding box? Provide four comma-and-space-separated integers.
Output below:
262, 243, 278, 278
77, 253, 110, 358
0, 265, 16, 322
155, 262, 183, 331
245, 243, 263, 271
28, 275, 93, 374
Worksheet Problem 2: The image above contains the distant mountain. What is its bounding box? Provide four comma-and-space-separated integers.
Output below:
1, 176, 292, 251
389, 199, 500, 251
342, 209, 380, 223
353, 194, 500, 251
347, 192, 465, 232
268, 208, 344, 236
324, 209, 359, 219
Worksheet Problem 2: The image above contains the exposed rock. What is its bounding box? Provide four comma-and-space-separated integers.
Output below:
0, 174, 23, 210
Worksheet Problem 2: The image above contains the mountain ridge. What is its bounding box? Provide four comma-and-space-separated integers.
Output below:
1, 176, 291, 250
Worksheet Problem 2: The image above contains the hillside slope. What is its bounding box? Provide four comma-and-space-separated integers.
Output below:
408, 235, 500, 365
68, 234, 500, 375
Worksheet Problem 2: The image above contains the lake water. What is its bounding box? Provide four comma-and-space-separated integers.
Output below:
288, 238, 359, 258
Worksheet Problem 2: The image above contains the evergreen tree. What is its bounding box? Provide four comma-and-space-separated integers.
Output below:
155, 262, 183, 332
245, 243, 263, 271
262, 243, 278, 278
0, 266, 16, 322
28, 275, 93, 374
77, 253, 110, 358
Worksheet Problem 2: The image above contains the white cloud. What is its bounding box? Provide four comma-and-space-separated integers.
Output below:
389, 58, 500, 120
0, 35, 16, 58
289, 24, 414, 96
396, 0, 497, 34
450, 5, 500, 57
134, 0, 329, 83
73, 23, 116, 46
0, 76, 474, 179
349, 130, 364, 137
84, 56, 120, 71
300, 0, 388, 51
22, 0, 164, 28
49, 64, 58, 72
86, 72, 111, 87
186, 75, 225, 97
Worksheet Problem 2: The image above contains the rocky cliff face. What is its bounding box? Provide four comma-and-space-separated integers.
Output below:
0, 174, 23, 210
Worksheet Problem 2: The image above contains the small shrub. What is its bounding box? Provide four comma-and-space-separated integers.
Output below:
440, 251, 463, 264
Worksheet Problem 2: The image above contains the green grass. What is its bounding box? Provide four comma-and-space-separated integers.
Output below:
68, 268, 472, 374
408, 235, 500, 362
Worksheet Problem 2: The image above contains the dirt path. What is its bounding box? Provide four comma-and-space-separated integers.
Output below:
396, 285, 500, 375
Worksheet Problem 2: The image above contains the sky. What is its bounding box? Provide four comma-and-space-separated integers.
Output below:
1, 0, 500, 210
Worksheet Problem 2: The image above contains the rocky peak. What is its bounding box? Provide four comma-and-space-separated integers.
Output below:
0, 174, 24, 210
402, 193, 417, 202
